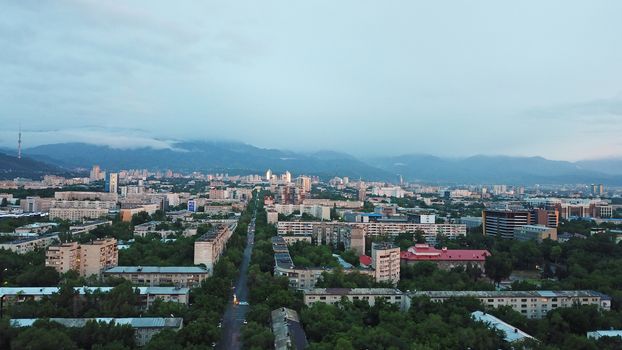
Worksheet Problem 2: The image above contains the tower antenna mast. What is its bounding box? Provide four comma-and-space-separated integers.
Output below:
17, 124, 22, 159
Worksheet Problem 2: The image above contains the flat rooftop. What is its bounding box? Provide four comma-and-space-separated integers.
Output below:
304, 288, 403, 296
409, 290, 610, 299
105, 266, 208, 274
11, 317, 183, 329
472, 311, 535, 343
0, 286, 189, 297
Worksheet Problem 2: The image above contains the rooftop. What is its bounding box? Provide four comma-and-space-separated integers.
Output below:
10, 317, 183, 329
105, 266, 208, 274
472, 311, 535, 343
0, 286, 190, 297
0, 233, 58, 245
409, 290, 610, 300
271, 308, 308, 350
304, 288, 403, 296
401, 244, 491, 262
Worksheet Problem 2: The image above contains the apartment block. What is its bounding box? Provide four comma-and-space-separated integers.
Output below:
49, 207, 110, 221
276, 221, 466, 244
10, 318, 183, 346
104, 266, 209, 287
0, 234, 59, 254
119, 204, 160, 222
406, 290, 611, 319
0, 286, 190, 307
304, 288, 405, 309
193, 223, 236, 273
371, 242, 400, 285
45, 238, 118, 277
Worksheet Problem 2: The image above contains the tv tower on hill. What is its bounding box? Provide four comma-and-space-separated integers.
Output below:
17, 125, 22, 159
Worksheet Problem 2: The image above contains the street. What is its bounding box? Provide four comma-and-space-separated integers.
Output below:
216, 198, 257, 350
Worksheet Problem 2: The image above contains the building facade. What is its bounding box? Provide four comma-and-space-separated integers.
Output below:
193, 223, 236, 273
45, 238, 118, 276
371, 242, 400, 285
104, 266, 209, 287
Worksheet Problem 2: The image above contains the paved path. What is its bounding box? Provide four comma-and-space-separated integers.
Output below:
217, 199, 257, 350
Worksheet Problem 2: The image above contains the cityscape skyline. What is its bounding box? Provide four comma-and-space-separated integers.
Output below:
1, 1, 622, 161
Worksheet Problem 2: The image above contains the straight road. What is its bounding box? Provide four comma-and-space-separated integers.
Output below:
216, 197, 257, 350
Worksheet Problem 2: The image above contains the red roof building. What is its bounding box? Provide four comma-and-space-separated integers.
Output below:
359, 255, 372, 267
400, 244, 491, 271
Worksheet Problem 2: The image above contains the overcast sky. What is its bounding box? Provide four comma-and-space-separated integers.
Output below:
1, 1, 621, 161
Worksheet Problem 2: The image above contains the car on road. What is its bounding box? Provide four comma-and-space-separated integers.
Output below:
243, 320, 248, 325
238, 301, 249, 306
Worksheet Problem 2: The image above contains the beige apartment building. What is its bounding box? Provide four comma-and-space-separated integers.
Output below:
193, 223, 236, 273
49, 207, 110, 221
54, 191, 118, 202
371, 242, 400, 285
304, 288, 405, 309
45, 238, 118, 276
103, 266, 209, 287
276, 221, 466, 244
407, 290, 611, 319
0, 234, 59, 254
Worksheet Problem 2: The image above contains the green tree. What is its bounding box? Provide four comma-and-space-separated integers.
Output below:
484, 253, 513, 286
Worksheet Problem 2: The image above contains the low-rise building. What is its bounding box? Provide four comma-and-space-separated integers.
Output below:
272, 236, 374, 289
0, 286, 190, 307
400, 244, 490, 271
10, 318, 183, 346
272, 308, 308, 350
49, 207, 110, 221
513, 225, 557, 242
407, 290, 611, 319
471, 311, 536, 343
0, 233, 59, 254
104, 266, 209, 287
14, 222, 59, 234
303, 288, 406, 309
281, 234, 312, 245
120, 204, 160, 222
587, 330, 622, 340
69, 220, 112, 235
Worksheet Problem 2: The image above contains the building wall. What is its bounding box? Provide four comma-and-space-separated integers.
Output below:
371, 243, 400, 285
45, 239, 118, 277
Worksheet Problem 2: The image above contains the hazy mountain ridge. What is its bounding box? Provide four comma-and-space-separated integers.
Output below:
5, 142, 621, 184
0, 151, 75, 180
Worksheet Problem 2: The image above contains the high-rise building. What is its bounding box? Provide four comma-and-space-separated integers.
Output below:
283, 171, 292, 183
591, 184, 604, 196
265, 169, 272, 181
296, 176, 312, 192
105, 173, 118, 193
371, 242, 400, 285
90, 165, 103, 181
358, 186, 367, 202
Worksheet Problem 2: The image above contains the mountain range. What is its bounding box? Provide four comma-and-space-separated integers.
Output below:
0, 141, 620, 184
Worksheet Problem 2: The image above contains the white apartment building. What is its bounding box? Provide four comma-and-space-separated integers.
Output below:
304, 288, 405, 309
407, 290, 611, 319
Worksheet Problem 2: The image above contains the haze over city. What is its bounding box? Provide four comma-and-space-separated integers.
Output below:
1, 1, 622, 160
